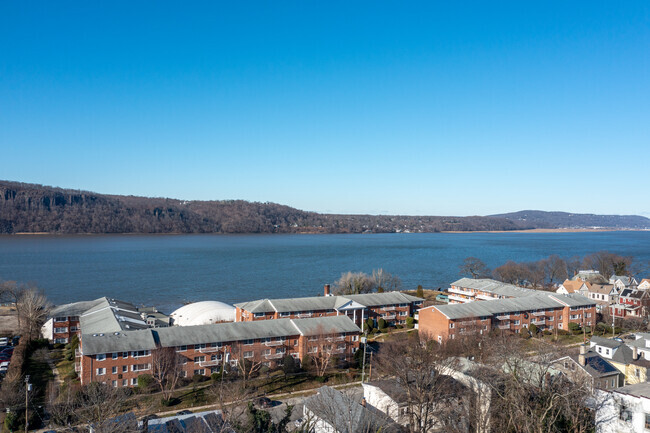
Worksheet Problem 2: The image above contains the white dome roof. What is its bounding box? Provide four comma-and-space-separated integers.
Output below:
170, 301, 235, 326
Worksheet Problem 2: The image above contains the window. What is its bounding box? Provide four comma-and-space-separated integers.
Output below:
54, 338, 68, 344
132, 350, 149, 358
194, 369, 205, 376
619, 405, 632, 422
254, 313, 265, 318
399, 311, 407, 316
112, 380, 117, 388
112, 366, 118, 374
195, 344, 206, 350
308, 347, 318, 353
122, 379, 128, 387
112, 353, 118, 360
598, 347, 602, 354
275, 348, 285, 354
263, 349, 271, 356
70, 326, 79, 332
243, 339, 254, 345
280, 312, 290, 317
513, 320, 520, 325
449, 323, 454, 329
244, 351, 254, 358
96, 354, 106, 361
55, 316, 68, 322
547, 316, 554, 321
122, 365, 128, 373
177, 345, 187, 352
122, 352, 128, 359
645, 413, 650, 429
194, 356, 206, 363
96, 368, 106, 375
131, 378, 137, 385
54, 327, 68, 333
558, 323, 563, 329
132, 364, 150, 372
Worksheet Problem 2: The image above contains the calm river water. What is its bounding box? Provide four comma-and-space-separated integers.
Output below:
0, 232, 648, 312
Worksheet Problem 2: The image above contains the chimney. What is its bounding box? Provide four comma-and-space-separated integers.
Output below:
633, 346, 639, 361
324, 284, 331, 296
578, 344, 587, 366
361, 397, 367, 407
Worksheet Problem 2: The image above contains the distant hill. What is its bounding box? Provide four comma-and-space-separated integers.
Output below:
0, 181, 647, 234
490, 210, 650, 230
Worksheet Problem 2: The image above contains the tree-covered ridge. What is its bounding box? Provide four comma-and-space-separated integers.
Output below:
1, 180, 647, 234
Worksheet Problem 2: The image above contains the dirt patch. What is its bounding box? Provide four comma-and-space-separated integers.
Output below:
0, 306, 19, 335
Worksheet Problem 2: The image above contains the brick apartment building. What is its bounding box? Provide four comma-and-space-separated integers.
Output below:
76, 315, 361, 387
418, 292, 596, 343
234, 286, 423, 328
447, 278, 537, 304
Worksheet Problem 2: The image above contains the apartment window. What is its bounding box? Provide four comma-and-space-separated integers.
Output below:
308, 347, 318, 353
586, 313, 592, 318
96, 368, 106, 375
54, 327, 68, 333
194, 356, 205, 363
195, 344, 206, 350
112, 366, 117, 374
449, 323, 454, 329
243, 339, 254, 345
112, 353, 118, 360
547, 316, 554, 321
645, 413, 650, 429
352, 336, 359, 342
122, 379, 128, 387
96, 354, 106, 361
177, 345, 187, 352
558, 323, 563, 329
112, 380, 117, 388
275, 348, 285, 354
254, 313, 265, 318
213, 342, 222, 348
54, 338, 68, 344
132, 350, 149, 358
70, 326, 79, 332
243, 351, 254, 358
280, 312, 290, 317
122, 352, 128, 359
513, 320, 520, 325
263, 349, 271, 356
194, 369, 205, 376
55, 316, 68, 322
131, 378, 137, 385
132, 364, 150, 372
399, 311, 407, 316
122, 365, 128, 372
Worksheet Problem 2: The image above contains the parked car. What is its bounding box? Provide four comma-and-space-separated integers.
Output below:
176, 410, 193, 416
0, 338, 8, 346
257, 397, 272, 408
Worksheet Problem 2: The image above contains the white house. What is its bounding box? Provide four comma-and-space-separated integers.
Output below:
596, 382, 650, 433
638, 279, 650, 291
610, 275, 639, 290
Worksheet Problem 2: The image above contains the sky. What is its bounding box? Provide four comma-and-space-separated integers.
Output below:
1, 2, 649, 217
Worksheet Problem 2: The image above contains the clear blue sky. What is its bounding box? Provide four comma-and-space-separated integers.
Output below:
1, 2, 648, 216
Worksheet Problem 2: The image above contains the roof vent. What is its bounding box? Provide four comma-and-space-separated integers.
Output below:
114, 332, 120, 336
99, 333, 104, 336
92, 333, 98, 337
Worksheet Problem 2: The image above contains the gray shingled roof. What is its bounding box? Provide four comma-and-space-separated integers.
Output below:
234, 291, 423, 314
80, 298, 148, 335
612, 382, 650, 398
590, 336, 623, 350
432, 292, 595, 320
155, 315, 360, 347
451, 278, 537, 298
50, 298, 105, 318
81, 329, 157, 355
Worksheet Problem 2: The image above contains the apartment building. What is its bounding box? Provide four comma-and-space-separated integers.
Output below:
76, 315, 361, 387
42, 298, 106, 344
418, 292, 596, 343
234, 286, 423, 328
447, 278, 536, 304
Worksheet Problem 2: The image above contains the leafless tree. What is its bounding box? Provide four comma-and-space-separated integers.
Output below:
543, 255, 568, 286
493, 261, 530, 285
306, 325, 337, 377
150, 347, 184, 401
332, 271, 376, 295
207, 379, 254, 432
565, 256, 582, 278
74, 382, 136, 433
3, 282, 50, 341
459, 257, 491, 279
372, 268, 402, 292
233, 344, 263, 387
583, 251, 633, 278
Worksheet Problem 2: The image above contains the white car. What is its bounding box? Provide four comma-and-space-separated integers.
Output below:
0, 337, 8, 346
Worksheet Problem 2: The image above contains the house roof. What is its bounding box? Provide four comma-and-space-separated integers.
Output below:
50, 298, 105, 318
146, 410, 228, 433
590, 336, 623, 350
568, 352, 620, 378
612, 382, 650, 399
611, 275, 635, 286
81, 329, 157, 356
573, 271, 608, 284
432, 292, 595, 320
365, 380, 409, 404
80, 298, 148, 335
620, 289, 647, 300
451, 278, 536, 298
234, 292, 423, 314
560, 279, 590, 294
589, 284, 616, 295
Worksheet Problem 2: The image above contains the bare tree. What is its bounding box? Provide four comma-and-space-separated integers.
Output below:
543, 255, 568, 287
3, 282, 50, 341
493, 261, 530, 285
150, 347, 183, 401
207, 379, 254, 432
233, 344, 263, 387
583, 251, 633, 278
74, 383, 136, 433
372, 268, 401, 292
459, 257, 490, 279
306, 325, 338, 377
332, 271, 376, 295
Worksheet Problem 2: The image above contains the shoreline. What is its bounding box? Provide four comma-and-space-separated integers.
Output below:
5, 228, 648, 236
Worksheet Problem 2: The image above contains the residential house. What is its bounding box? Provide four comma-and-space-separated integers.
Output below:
302, 386, 403, 433
76, 315, 361, 387
611, 289, 650, 318
554, 344, 623, 390
418, 292, 596, 343
572, 270, 608, 284
596, 382, 650, 433
586, 284, 618, 305
638, 279, 650, 290
144, 410, 231, 433
610, 275, 639, 290
590, 336, 650, 385
234, 286, 423, 328
556, 278, 591, 296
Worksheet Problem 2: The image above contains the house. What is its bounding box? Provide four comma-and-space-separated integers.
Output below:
362, 357, 491, 433
572, 270, 608, 284
610, 275, 639, 290
234, 286, 423, 328
143, 410, 231, 433
556, 278, 591, 296
418, 292, 596, 343
554, 344, 623, 390
302, 386, 403, 433
586, 284, 618, 305
76, 315, 361, 387
447, 278, 536, 304
626, 333, 650, 360
596, 382, 650, 433
589, 336, 650, 385
638, 279, 650, 290
611, 289, 650, 318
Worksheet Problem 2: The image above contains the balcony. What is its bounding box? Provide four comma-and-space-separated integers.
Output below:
532, 319, 545, 325
497, 324, 510, 329
476, 294, 497, 301
495, 315, 510, 320
75, 349, 82, 358
383, 314, 396, 320
448, 294, 471, 303
199, 359, 222, 367
297, 313, 313, 318
449, 287, 473, 297
265, 352, 285, 359
74, 361, 81, 372
532, 311, 546, 316
199, 346, 223, 353
383, 306, 396, 311
326, 336, 345, 342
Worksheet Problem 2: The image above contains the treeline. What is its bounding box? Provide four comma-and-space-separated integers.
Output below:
460, 251, 645, 289
0, 180, 530, 234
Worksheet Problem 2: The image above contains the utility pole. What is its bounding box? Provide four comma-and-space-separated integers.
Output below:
24, 375, 30, 433
360, 332, 368, 383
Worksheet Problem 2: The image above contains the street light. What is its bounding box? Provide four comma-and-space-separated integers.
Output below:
25, 375, 31, 433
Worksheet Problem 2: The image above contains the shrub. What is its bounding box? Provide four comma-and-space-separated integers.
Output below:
211, 372, 222, 381
161, 397, 180, 407
416, 285, 424, 298
192, 374, 207, 384
365, 318, 374, 332
568, 322, 581, 333
53, 343, 65, 350
406, 317, 415, 329
353, 348, 365, 369
282, 355, 299, 375
378, 318, 387, 330
315, 375, 327, 383
137, 374, 154, 389
528, 323, 538, 336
